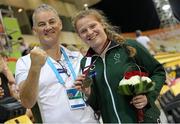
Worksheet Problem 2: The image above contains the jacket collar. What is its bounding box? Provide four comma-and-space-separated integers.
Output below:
85, 40, 121, 57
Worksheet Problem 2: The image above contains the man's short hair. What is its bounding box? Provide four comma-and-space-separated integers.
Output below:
135, 30, 142, 37
32, 4, 59, 26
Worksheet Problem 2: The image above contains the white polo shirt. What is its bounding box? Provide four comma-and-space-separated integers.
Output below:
15, 46, 98, 123
136, 36, 150, 49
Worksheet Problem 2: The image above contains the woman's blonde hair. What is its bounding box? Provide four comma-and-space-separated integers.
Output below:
72, 9, 136, 57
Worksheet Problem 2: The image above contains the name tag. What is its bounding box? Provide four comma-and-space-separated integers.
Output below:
57, 68, 66, 73
66, 88, 86, 110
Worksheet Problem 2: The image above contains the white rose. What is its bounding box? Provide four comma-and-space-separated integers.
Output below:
141, 76, 152, 83
129, 75, 141, 85
119, 78, 129, 85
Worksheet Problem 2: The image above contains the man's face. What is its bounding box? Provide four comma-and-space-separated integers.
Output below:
33, 11, 62, 45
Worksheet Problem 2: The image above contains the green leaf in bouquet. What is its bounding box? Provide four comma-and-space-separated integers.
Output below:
134, 81, 144, 95
141, 80, 149, 91
134, 81, 155, 95
118, 84, 133, 95
145, 81, 155, 92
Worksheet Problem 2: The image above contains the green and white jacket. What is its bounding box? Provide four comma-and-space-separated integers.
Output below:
81, 39, 166, 123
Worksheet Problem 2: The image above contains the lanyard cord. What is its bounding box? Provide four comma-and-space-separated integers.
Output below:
61, 48, 76, 80
47, 47, 76, 85
56, 60, 70, 77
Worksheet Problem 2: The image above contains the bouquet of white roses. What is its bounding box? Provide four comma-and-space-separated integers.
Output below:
118, 66, 155, 123
118, 70, 155, 95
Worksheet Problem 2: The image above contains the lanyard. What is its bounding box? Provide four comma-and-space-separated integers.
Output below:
47, 48, 76, 85
61, 48, 76, 80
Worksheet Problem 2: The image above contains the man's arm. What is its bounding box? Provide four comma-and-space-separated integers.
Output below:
18, 47, 47, 109
19, 65, 41, 108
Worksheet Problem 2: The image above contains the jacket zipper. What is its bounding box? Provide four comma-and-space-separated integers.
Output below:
89, 42, 121, 122
102, 57, 121, 123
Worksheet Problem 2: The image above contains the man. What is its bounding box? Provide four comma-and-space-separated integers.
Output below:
135, 30, 156, 55
15, 4, 98, 123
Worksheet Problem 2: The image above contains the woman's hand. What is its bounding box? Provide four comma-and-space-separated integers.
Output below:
74, 74, 91, 96
131, 94, 148, 109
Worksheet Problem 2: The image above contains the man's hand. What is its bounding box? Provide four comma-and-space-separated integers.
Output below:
30, 47, 47, 68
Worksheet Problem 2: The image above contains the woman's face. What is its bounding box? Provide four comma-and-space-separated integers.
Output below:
33, 11, 62, 46
76, 15, 107, 51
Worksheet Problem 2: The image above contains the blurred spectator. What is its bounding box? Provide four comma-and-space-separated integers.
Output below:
0, 35, 6, 51
62, 43, 79, 51
79, 47, 87, 56
29, 43, 40, 51
0, 52, 34, 122
0, 53, 19, 100
18, 37, 30, 56
0, 23, 4, 33
6, 35, 13, 52
159, 45, 166, 52
61, 43, 68, 48
135, 30, 157, 55
66, 44, 79, 51
0, 78, 4, 98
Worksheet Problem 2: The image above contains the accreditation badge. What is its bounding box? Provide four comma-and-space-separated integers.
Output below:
66, 88, 86, 110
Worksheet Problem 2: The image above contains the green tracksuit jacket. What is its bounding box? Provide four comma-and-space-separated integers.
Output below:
81, 40, 166, 123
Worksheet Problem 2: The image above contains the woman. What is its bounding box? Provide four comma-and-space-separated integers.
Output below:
73, 9, 166, 123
